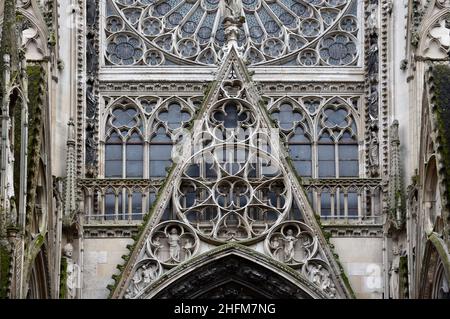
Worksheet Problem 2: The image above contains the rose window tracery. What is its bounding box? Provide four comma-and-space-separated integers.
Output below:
174, 97, 292, 243
105, 0, 359, 66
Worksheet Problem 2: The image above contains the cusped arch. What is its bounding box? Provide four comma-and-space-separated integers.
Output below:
133, 244, 328, 299
269, 96, 314, 134
418, 8, 450, 58
147, 96, 194, 137
315, 96, 359, 141
101, 96, 146, 143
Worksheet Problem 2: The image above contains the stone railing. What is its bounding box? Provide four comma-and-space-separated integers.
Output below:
78, 179, 163, 225
303, 178, 383, 224
78, 178, 383, 226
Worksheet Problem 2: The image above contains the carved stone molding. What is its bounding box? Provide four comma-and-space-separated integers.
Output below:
83, 225, 139, 238
322, 224, 383, 237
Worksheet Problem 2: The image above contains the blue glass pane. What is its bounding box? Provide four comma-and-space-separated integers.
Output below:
149, 160, 172, 177
293, 161, 312, 177
105, 193, 116, 215
318, 145, 334, 160
126, 144, 143, 160
106, 144, 122, 160
105, 160, 122, 178
319, 160, 335, 177
339, 144, 358, 160
321, 192, 331, 217
290, 126, 310, 142
132, 192, 143, 220
126, 144, 143, 177
126, 161, 143, 177
348, 192, 358, 217
107, 132, 122, 143
289, 144, 311, 160
149, 144, 172, 160
151, 127, 172, 142
339, 160, 358, 177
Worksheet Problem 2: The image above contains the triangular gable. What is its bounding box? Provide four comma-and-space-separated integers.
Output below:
110, 47, 354, 299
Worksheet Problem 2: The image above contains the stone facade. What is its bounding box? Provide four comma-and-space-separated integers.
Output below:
0, 0, 448, 299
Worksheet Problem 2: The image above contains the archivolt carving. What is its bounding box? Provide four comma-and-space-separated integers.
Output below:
104, 0, 360, 66
264, 221, 319, 266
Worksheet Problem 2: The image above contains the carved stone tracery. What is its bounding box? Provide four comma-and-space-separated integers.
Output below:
103, 0, 360, 66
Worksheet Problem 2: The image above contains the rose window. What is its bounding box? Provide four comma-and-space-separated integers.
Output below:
105, 0, 359, 66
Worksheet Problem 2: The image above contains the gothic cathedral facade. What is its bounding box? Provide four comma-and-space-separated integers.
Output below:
0, 0, 449, 299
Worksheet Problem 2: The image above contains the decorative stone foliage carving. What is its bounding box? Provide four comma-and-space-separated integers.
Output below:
146, 220, 199, 267
265, 221, 319, 266
104, 0, 360, 66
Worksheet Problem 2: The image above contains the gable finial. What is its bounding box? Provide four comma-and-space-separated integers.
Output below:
221, 0, 245, 55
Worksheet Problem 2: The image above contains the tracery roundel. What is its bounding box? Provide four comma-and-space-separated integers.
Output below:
105, 0, 359, 66
173, 98, 293, 244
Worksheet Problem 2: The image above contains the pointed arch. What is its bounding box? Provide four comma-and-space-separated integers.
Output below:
103, 98, 144, 178
418, 233, 450, 299
316, 97, 359, 178
135, 244, 327, 299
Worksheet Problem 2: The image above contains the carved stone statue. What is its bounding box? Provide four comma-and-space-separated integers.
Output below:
183, 237, 194, 260
389, 247, 400, 299
142, 264, 157, 283
368, 43, 379, 76
367, 3, 379, 35
320, 268, 332, 291
270, 236, 283, 261
368, 87, 379, 119
127, 260, 160, 298
130, 268, 143, 296
63, 243, 78, 299
283, 229, 297, 262
168, 228, 181, 261
310, 264, 322, 286
369, 129, 380, 176
223, 0, 244, 24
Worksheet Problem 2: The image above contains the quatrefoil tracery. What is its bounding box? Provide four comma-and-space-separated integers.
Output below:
265, 221, 319, 267
146, 220, 200, 267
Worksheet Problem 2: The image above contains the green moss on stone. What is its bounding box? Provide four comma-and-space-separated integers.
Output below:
431, 65, 450, 213
25, 64, 45, 233
399, 255, 409, 299
0, 245, 11, 299
59, 257, 68, 299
